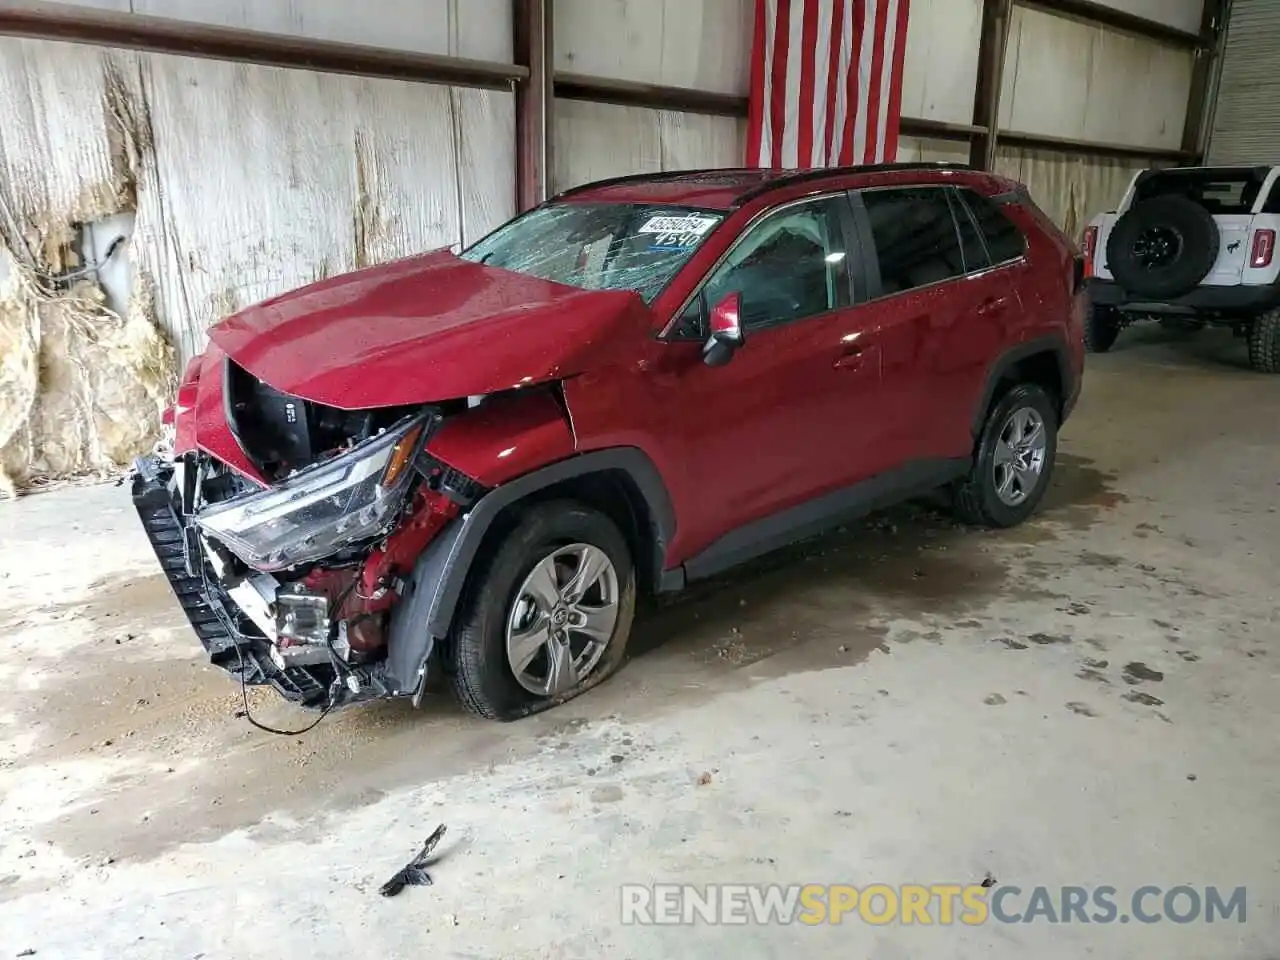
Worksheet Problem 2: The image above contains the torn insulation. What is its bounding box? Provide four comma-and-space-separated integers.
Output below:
0, 259, 173, 496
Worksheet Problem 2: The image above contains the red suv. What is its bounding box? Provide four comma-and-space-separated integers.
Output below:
131, 163, 1085, 722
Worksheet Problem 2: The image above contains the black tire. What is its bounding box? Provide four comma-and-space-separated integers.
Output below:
1084, 303, 1121, 353
448, 501, 636, 721
1248, 308, 1280, 373
1105, 196, 1220, 299
952, 383, 1059, 528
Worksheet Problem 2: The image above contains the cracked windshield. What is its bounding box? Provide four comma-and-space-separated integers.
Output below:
461, 203, 725, 301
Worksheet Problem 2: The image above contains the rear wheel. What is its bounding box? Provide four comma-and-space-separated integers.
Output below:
448, 501, 636, 721
952, 383, 1059, 528
1248, 308, 1280, 373
1085, 304, 1121, 353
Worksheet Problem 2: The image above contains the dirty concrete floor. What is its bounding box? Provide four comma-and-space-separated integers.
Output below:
1, 325, 1278, 958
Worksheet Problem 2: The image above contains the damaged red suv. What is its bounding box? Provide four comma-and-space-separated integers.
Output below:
131, 163, 1085, 721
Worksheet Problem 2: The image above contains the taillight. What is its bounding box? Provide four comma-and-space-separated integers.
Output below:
1081, 226, 1099, 278
1251, 229, 1275, 268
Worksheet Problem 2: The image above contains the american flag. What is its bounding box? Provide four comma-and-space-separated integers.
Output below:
746, 0, 911, 169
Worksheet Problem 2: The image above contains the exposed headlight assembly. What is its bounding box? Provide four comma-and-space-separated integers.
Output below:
195, 416, 427, 571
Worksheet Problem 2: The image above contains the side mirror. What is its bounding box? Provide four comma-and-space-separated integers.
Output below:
702, 292, 744, 368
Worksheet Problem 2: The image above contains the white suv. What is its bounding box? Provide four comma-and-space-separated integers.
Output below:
1083, 165, 1280, 372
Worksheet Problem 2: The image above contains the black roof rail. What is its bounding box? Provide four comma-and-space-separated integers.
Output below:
548, 161, 977, 207
550, 167, 767, 201
731, 161, 976, 207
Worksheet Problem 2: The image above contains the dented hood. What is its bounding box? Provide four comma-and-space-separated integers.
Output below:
208, 250, 653, 409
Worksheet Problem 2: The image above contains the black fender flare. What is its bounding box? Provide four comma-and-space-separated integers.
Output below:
970, 334, 1072, 439
384, 447, 677, 698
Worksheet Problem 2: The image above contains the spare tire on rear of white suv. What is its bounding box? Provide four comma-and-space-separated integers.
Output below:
1105, 195, 1221, 300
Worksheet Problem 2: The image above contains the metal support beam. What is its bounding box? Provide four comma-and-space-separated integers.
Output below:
0, 0, 526, 90
1014, 0, 1205, 49
1180, 0, 1227, 161
994, 128, 1193, 162
553, 77, 985, 144
514, 0, 553, 210
555, 73, 747, 118
970, 0, 1013, 169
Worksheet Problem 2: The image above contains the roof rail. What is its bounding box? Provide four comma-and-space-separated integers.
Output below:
731, 161, 975, 207
551, 167, 765, 201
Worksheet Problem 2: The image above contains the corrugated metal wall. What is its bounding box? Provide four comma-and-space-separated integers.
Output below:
555, 0, 750, 94
999, 6, 1193, 151
552, 0, 751, 191
1206, 0, 1280, 165
995, 4, 1197, 236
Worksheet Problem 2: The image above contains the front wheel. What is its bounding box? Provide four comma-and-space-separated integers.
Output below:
448, 501, 636, 721
952, 383, 1059, 528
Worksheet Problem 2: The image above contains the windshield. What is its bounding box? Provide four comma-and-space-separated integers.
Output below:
461, 203, 725, 302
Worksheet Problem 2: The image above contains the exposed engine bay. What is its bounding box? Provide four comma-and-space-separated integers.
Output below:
133, 358, 490, 713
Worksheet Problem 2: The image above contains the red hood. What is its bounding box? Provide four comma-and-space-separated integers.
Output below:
208, 250, 653, 409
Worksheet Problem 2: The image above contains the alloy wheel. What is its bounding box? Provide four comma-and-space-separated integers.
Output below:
992, 407, 1048, 507
505, 543, 620, 697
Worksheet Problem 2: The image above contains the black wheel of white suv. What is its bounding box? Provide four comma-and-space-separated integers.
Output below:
1248, 308, 1280, 374
952, 383, 1059, 528
448, 501, 636, 721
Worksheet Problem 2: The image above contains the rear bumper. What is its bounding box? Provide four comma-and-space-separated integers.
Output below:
130, 456, 336, 708
1087, 278, 1280, 315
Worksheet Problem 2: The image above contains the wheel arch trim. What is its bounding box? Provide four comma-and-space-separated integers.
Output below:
971, 334, 1072, 439
384, 447, 676, 698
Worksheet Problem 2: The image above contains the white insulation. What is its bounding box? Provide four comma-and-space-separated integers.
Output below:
0, 37, 514, 492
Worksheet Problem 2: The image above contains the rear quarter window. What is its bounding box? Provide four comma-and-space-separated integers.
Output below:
960, 190, 1026, 264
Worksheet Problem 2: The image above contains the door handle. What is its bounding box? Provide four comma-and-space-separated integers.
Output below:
834, 349, 866, 371
833, 343, 879, 373
975, 297, 1008, 318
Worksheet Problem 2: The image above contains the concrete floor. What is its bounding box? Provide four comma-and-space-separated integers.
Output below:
1, 324, 1278, 959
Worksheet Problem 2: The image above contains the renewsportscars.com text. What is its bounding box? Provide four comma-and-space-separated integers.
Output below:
620, 883, 1248, 926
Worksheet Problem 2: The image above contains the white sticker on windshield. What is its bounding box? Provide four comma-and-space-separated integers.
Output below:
637, 215, 720, 237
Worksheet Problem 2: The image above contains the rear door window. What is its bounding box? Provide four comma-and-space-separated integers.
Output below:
861, 187, 966, 296
959, 190, 1026, 265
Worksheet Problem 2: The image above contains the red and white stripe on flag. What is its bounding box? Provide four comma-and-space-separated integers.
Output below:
746, 0, 911, 169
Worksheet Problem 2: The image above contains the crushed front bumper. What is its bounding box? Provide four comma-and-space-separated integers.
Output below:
130, 455, 337, 708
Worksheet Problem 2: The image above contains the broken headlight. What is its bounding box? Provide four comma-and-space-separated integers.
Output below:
195, 416, 427, 571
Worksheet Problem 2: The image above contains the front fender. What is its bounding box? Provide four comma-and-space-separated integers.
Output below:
427, 388, 576, 487
384, 447, 676, 700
